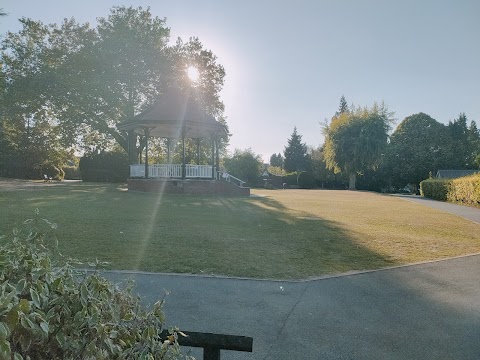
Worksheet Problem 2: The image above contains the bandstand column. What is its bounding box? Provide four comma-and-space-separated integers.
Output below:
143, 127, 151, 179
211, 135, 215, 180
215, 135, 220, 180
181, 127, 187, 179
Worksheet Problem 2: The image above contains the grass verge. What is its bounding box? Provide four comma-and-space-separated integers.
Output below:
1, 181, 479, 279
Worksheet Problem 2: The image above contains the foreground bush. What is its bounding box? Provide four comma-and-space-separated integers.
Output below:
420, 179, 451, 201
447, 174, 480, 207
0, 212, 189, 359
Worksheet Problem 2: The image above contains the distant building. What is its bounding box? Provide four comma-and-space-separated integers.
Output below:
436, 170, 479, 179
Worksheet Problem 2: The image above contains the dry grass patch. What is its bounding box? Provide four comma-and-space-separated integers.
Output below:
1, 180, 479, 280
252, 189, 480, 265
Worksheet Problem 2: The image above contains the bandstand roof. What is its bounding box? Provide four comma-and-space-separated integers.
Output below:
117, 87, 227, 138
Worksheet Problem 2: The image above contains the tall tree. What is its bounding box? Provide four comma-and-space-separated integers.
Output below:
283, 127, 309, 172
385, 112, 452, 188
324, 103, 393, 190
467, 120, 480, 168
335, 95, 349, 117
1, 6, 227, 164
224, 148, 262, 186
269, 153, 284, 167
447, 113, 470, 169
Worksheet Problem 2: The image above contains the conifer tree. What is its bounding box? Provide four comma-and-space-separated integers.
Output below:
335, 95, 349, 117
283, 127, 309, 172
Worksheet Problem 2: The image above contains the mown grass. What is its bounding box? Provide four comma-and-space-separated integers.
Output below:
1, 181, 479, 279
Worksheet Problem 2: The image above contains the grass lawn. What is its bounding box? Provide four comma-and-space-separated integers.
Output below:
1, 180, 479, 279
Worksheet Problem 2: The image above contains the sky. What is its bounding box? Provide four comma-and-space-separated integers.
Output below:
1, 0, 479, 162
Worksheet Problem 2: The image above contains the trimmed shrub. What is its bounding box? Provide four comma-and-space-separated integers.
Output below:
447, 174, 480, 207
63, 165, 82, 180
79, 151, 129, 182
0, 212, 187, 359
283, 172, 299, 187
298, 171, 316, 189
420, 179, 451, 201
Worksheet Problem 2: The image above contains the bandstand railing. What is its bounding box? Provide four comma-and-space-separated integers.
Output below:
130, 164, 215, 179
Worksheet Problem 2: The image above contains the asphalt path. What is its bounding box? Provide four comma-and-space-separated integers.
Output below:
393, 194, 480, 224
104, 254, 480, 359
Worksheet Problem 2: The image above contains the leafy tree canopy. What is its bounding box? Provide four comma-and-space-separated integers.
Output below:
269, 153, 284, 167
224, 148, 262, 186
323, 102, 394, 189
1, 6, 227, 162
385, 112, 452, 187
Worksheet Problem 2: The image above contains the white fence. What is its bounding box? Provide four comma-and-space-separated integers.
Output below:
130, 164, 214, 179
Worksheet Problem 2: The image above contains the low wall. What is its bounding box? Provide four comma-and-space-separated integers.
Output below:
127, 178, 250, 196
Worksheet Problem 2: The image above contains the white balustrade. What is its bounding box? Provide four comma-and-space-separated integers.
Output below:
130, 164, 214, 179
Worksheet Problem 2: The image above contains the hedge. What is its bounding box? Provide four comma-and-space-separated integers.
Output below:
419, 179, 451, 201
447, 174, 480, 207
79, 151, 129, 183
298, 172, 316, 189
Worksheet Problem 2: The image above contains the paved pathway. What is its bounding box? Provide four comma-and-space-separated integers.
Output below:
104, 254, 480, 359
393, 194, 480, 224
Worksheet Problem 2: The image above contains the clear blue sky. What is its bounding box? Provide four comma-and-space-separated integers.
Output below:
1, 0, 479, 162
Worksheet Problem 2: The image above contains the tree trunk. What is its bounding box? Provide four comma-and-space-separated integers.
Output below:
348, 173, 356, 190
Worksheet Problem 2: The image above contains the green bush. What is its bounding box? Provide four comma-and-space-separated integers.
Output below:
419, 179, 451, 201
41, 164, 65, 181
298, 172, 316, 189
0, 212, 188, 359
63, 166, 82, 180
447, 174, 480, 207
283, 172, 299, 187
79, 151, 129, 182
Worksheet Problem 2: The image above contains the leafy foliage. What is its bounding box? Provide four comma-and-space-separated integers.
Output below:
269, 153, 284, 168
0, 211, 189, 359
385, 113, 452, 188
1, 6, 228, 172
79, 151, 129, 182
446, 174, 480, 206
419, 178, 451, 201
323, 103, 393, 189
297, 172, 316, 189
224, 149, 262, 186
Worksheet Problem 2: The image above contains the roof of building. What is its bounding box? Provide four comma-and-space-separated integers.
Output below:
118, 87, 227, 138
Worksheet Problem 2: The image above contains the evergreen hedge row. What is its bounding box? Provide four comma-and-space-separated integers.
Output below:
419, 179, 451, 201
447, 174, 480, 207
420, 174, 480, 206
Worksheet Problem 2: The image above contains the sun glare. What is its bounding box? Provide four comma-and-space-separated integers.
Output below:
187, 66, 199, 82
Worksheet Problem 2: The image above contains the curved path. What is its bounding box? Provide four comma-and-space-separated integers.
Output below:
104, 254, 480, 359
4, 180, 478, 358
393, 194, 480, 224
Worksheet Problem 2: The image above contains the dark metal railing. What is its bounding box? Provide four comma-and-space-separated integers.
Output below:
160, 330, 253, 360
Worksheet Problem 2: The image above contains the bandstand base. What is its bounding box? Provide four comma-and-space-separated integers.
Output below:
127, 178, 250, 196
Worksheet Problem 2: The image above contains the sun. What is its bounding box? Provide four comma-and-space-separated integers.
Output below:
187, 66, 199, 82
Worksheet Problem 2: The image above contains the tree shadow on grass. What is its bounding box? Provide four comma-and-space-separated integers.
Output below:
1, 183, 396, 279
